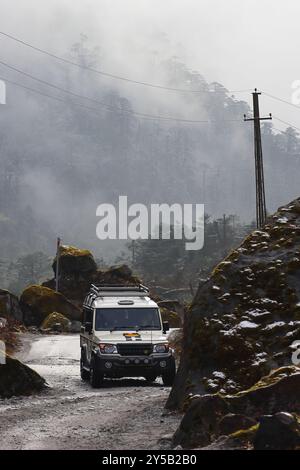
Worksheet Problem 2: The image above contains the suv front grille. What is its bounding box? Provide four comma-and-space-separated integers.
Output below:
117, 343, 153, 356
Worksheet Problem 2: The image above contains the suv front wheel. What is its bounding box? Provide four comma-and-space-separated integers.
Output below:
80, 349, 90, 381
80, 358, 90, 381
162, 358, 176, 386
90, 357, 104, 388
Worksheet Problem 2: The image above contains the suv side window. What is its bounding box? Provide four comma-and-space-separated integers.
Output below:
83, 307, 93, 326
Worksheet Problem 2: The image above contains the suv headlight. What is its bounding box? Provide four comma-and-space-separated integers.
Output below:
153, 343, 169, 354
99, 343, 118, 354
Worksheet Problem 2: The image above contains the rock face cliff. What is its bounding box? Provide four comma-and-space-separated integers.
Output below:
167, 198, 300, 410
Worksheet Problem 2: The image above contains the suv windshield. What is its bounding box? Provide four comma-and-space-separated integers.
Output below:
95, 308, 161, 331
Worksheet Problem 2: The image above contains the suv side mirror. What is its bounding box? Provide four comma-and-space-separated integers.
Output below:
85, 322, 92, 334
162, 321, 170, 334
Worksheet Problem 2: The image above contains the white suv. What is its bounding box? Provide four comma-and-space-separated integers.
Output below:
80, 284, 176, 388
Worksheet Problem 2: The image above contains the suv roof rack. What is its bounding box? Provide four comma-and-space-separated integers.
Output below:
92, 284, 149, 293
83, 284, 150, 307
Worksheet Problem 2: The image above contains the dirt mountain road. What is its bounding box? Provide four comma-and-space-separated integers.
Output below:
0, 334, 181, 450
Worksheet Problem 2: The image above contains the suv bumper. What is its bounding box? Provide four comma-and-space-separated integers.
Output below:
93, 352, 175, 377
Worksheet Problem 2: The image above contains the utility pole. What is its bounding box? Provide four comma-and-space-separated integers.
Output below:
244, 89, 272, 228
55, 237, 61, 293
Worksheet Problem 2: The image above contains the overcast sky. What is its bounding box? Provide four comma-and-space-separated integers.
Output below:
0, 0, 299, 129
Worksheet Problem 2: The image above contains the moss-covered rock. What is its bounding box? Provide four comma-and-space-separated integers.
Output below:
168, 197, 300, 409
44, 246, 142, 307
41, 312, 71, 332
0, 354, 45, 398
173, 366, 300, 449
20, 285, 81, 326
53, 245, 97, 275
103, 264, 133, 280
173, 394, 230, 448
253, 412, 300, 450
217, 414, 257, 437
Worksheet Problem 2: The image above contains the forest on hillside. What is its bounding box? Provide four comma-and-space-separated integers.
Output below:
0, 36, 299, 271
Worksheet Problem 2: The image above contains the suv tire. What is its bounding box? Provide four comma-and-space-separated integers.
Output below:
80, 358, 90, 381
90, 358, 104, 388
162, 357, 176, 386
80, 350, 90, 381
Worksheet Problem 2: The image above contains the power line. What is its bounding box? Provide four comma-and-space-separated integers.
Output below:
263, 91, 300, 111
2, 62, 298, 134
0, 58, 170, 121
3, 32, 300, 130
2, 72, 300, 146
0, 75, 106, 114
3, 73, 299, 147
273, 116, 300, 134
1, 74, 201, 125
0, 30, 252, 95
272, 127, 300, 138
258, 91, 300, 133
0, 60, 243, 124
0, 75, 185, 123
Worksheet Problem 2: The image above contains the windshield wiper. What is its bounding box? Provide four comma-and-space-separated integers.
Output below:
110, 326, 137, 332
136, 325, 158, 330
109, 325, 158, 332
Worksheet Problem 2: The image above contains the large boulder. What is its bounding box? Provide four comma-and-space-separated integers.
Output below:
0, 354, 46, 398
173, 366, 300, 449
20, 285, 81, 326
167, 198, 300, 409
173, 394, 230, 448
44, 246, 142, 307
0, 289, 23, 322
52, 245, 97, 275
41, 312, 71, 332
253, 412, 300, 450
102, 264, 134, 281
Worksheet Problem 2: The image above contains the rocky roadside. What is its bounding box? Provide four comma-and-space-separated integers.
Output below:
172, 366, 300, 450
166, 197, 300, 450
